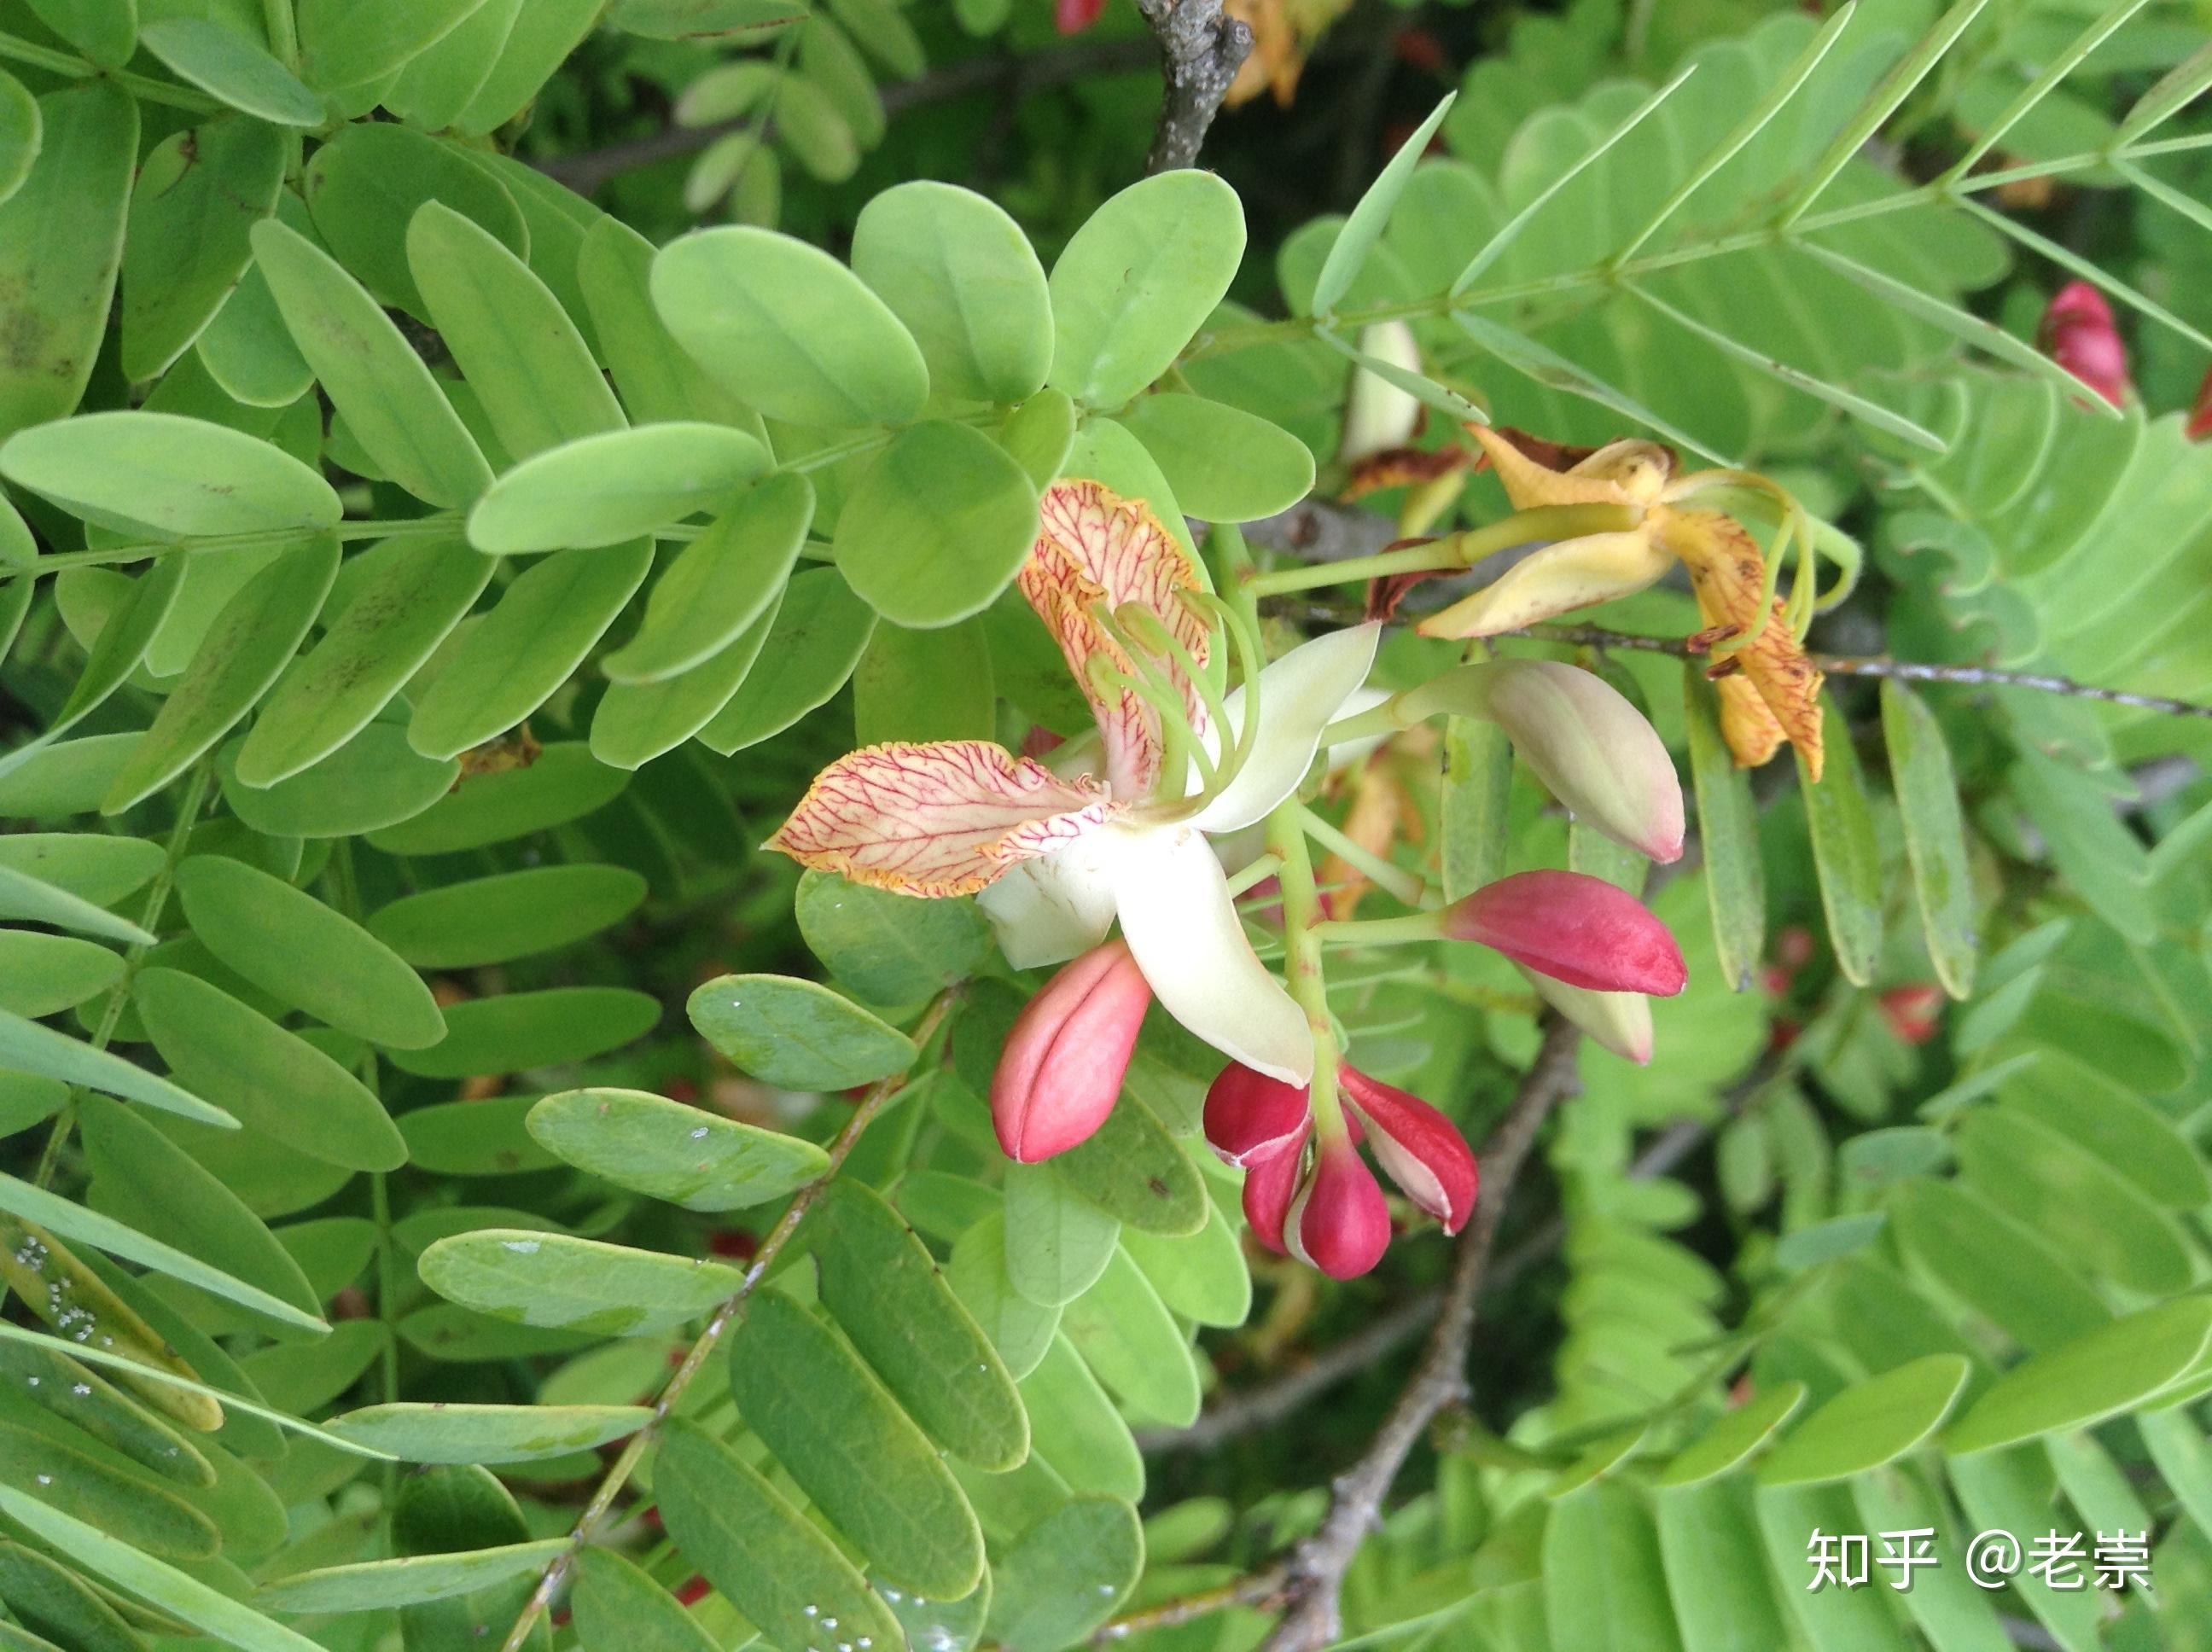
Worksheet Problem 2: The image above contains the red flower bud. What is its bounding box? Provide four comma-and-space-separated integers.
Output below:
1338, 1066, 1477, 1234
2189, 365, 2212, 443
1286, 1133, 1392, 1280
1204, 1064, 1312, 1167
1440, 870, 1687, 996
1055, 0, 1106, 33
1878, 982, 1944, 1045
2040, 281, 2131, 407
1240, 1120, 1309, 1254
990, 940, 1151, 1162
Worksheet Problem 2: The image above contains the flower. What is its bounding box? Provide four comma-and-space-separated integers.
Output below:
1439, 870, 1687, 995
990, 940, 1151, 1162
1055, 0, 1105, 34
769, 479, 1381, 1089
1206, 1060, 1478, 1279
1415, 427, 1827, 780
2039, 281, 2131, 408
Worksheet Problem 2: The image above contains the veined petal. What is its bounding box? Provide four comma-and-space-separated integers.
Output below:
1659, 505, 1826, 779
768, 742, 1113, 897
1109, 822, 1313, 1085
1189, 622, 1381, 833
975, 830, 1125, 969
1715, 673, 1788, 771
1023, 480, 1211, 799
1414, 530, 1672, 639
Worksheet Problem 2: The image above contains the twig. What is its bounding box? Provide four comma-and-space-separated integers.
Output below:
1134, 0, 1252, 172
497, 992, 958, 1652
534, 38, 1157, 193
1259, 1015, 1585, 1652
1091, 1568, 1289, 1643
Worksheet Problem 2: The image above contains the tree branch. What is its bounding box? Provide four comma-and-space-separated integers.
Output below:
1134, 0, 1252, 172
1257, 1016, 1585, 1652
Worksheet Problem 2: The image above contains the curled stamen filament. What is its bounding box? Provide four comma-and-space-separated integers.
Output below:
1087, 601, 1215, 794
1158, 588, 1268, 821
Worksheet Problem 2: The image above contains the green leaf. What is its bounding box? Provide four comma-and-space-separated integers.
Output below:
1121, 1203, 1249, 1328
410, 201, 625, 461
947, 1212, 1059, 1381
0, 1486, 323, 1652
1879, 682, 1976, 997
302, 125, 527, 320
796, 869, 990, 1004
1755, 1481, 1923, 1652
0, 1418, 216, 1560
235, 534, 491, 786
588, 591, 782, 769
173, 855, 445, 1050
1757, 1354, 1969, 1485
407, 544, 652, 759
0, 412, 338, 540
0, 932, 122, 1018
984, 1496, 1142, 1650
417, 1230, 739, 1335
853, 616, 994, 744
0, 1009, 230, 1128
655, 1417, 905, 1652
468, 423, 769, 553
368, 865, 648, 969
0, 863, 153, 946
0, 834, 160, 906
1946, 1446, 2109, 1647
811, 1181, 1028, 1471
1944, 1298, 2212, 1457
527, 1087, 829, 1212
453, 0, 602, 136
2000, 1059, 2211, 1209
1848, 1463, 2016, 1652
133, 968, 405, 1172
137, 18, 323, 126
397, 1098, 559, 1178
1796, 704, 1882, 986
572, 1550, 719, 1652
296, 0, 483, 93
0, 1534, 154, 1652
604, 472, 812, 683
1451, 311, 1721, 462
1051, 1095, 1208, 1237
1544, 1481, 1683, 1652
250, 218, 492, 509
0, 73, 33, 210
1655, 1478, 1792, 1652
653, 225, 928, 427
259, 1540, 573, 1613
1018, 1333, 1143, 1501
387, 986, 661, 1079
730, 1289, 985, 1598
1049, 170, 1243, 410
696, 567, 876, 753
577, 215, 762, 429
835, 420, 1040, 627
1004, 1159, 1119, 1309
1683, 668, 1765, 992
1312, 91, 1454, 317
1060, 1245, 1201, 1428
0, 1169, 322, 1335
0, 83, 134, 442
120, 117, 285, 381
103, 537, 338, 812
26, 558, 188, 759
218, 723, 458, 838
687, 973, 917, 1091
1890, 1176, 2110, 1351
998, 388, 1077, 489
368, 741, 629, 852
1117, 393, 1314, 524
1955, 1108, 2192, 1296
851, 180, 1051, 404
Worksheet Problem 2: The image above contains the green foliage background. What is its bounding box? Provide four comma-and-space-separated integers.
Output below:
1, 1, 2211, 1649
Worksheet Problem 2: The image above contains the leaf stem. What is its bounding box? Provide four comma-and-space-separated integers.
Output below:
0, 29, 221, 111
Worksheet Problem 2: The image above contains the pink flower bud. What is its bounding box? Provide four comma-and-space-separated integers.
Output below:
2189, 365, 2212, 443
990, 940, 1151, 1162
1441, 870, 1687, 996
1240, 1121, 1309, 1254
1338, 1067, 1478, 1233
2040, 281, 2131, 407
1285, 1133, 1392, 1280
1204, 1064, 1313, 1167
1055, 0, 1105, 33
1477, 659, 1685, 862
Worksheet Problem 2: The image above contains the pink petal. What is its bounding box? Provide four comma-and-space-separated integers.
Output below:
1441, 869, 1687, 996
1241, 1122, 1309, 1254
1203, 1063, 1313, 1168
1287, 1135, 1392, 1280
767, 741, 1112, 896
1022, 480, 1212, 799
992, 941, 1152, 1162
1339, 1067, 1479, 1234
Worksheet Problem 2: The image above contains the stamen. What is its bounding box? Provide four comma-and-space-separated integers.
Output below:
1088, 601, 1214, 794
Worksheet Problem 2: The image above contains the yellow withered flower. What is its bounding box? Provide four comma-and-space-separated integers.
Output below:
1417, 427, 1827, 780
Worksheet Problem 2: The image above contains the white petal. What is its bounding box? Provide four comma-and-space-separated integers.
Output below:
1109, 823, 1313, 1085
976, 833, 1124, 969
1189, 622, 1382, 834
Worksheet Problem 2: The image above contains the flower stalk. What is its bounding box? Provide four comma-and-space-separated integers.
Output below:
1242, 502, 1643, 596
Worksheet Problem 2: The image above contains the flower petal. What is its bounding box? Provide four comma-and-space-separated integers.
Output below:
1339, 1066, 1478, 1234
1441, 869, 1687, 996
1660, 505, 1826, 779
1414, 530, 1672, 639
1241, 1123, 1308, 1254
1109, 822, 1313, 1085
975, 829, 1125, 969
1190, 622, 1381, 833
1469, 425, 1639, 510
1024, 480, 1212, 799
768, 741, 1112, 896
992, 941, 1152, 1162
1338, 321, 1425, 466
1517, 966, 1654, 1065
1478, 659, 1685, 862
1203, 1063, 1312, 1167
1287, 1134, 1392, 1279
